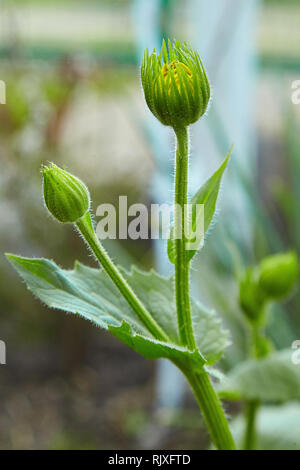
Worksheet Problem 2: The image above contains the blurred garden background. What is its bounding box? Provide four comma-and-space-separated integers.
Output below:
1, 0, 300, 449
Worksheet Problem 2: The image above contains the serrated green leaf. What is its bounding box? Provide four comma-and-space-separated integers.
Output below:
168, 146, 232, 264
219, 349, 300, 402
6, 254, 230, 367
231, 403, 300, 450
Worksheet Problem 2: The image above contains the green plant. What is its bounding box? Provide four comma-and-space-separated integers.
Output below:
6, 39, 299, 450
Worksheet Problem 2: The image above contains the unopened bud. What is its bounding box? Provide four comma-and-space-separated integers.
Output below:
141, 39, 210, 129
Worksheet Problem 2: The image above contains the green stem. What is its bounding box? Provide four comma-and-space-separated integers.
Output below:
180, 365, 237, 450
243, 323, 266, 450
174, 126, 196, 351
243, 400, 259, 450
173, 127, 236, 450
76, 212, 169, 342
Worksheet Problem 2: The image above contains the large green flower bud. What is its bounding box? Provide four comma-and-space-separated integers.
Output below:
258, 252, 298, 300
141, 39, 210, 128
41, 163, 90, 223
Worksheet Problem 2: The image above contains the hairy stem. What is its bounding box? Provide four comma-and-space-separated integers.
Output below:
174, 126, 196, 350
179, 365, 237, 450
173, 127, 236, 450
243, 400, 259, 450
76, 212, 169, 342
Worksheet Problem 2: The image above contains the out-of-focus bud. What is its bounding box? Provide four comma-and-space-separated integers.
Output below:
258, 252, 299, 299
239, 267, 266, 324
141, 39, 210, 129
41, 163, 90, 223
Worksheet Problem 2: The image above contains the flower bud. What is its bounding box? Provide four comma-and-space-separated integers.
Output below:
141, 39, 210, 129
258, 252, 298, 300
41, 163, 90, 223
239, 267, 266, 324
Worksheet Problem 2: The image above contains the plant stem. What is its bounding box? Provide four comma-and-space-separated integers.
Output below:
180, 366, 237, 450
76, 212, 169, 342
174, 126, 196, 350
242, 400, 259, 450
173, 127, 236, 450
243, 324, 265, 449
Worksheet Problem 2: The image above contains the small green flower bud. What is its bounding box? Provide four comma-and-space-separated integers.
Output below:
258, 252, 299, 300
141, 39, 210, 129
41, 163, 90, 223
